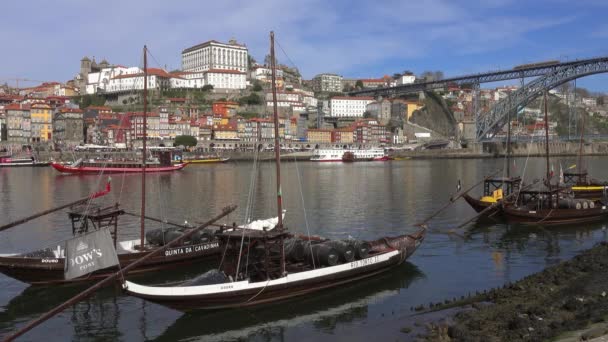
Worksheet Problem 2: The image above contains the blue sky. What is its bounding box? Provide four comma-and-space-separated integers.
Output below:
1, 0, 608, 91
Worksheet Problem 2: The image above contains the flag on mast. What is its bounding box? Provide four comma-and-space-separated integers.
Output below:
64, 229, 119, 280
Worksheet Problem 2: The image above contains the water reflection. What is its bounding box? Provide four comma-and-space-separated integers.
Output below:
153, 263, 424, 342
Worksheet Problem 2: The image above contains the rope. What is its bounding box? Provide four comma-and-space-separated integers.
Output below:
293, 153, 315, 269
245, 278, 271, 303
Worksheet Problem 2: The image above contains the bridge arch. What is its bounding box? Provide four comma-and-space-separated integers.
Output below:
476, 59, 608, 141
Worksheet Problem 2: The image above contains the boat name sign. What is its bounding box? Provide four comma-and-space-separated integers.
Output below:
350, 255, 380, 269
164, 242, 219, 257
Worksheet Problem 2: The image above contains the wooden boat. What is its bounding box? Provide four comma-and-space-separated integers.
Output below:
563, 171, 608, 200
173, 156, 230, 164
51, 156, 187, 174
0, 155, 49, 167
501, 92, 608, 226
463, 176, 521, 214
124, 32, 426, 310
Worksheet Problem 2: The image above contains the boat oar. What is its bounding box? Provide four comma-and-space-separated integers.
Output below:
4, 204, 237, 342
415, 169, 502, 226
0, 179, 112, 233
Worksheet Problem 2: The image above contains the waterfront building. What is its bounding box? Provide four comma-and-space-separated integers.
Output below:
199, 125, 212, 141
353, 119, 388, 144
331, 128, 355, 144
307, 129, 332, 144
182, 39, 248, 73
53, 108, 84, 146
5, 103, 31, 144
213, 124, 239, 140
30, 103, 53, 142
128, 111, 160, 140
312, 73, 343, 93
329, 96, 374, 118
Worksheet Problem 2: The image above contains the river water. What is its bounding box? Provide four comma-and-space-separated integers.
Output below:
1, 157, 608, 341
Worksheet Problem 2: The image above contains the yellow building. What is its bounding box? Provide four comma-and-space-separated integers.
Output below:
307, 129, 332, 143
405, 101, 422, 120
213, 125, 239, 140
30, 103, 53, 142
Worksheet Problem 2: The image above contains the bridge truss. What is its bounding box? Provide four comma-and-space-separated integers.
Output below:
476, 57, 608, 141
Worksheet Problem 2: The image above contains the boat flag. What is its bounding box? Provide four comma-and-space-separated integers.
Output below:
457, 180, 462, 192
550, 164, 555, 177
559, 163, 564, 184
568, 164, 577, 170
64, 228, 119, 280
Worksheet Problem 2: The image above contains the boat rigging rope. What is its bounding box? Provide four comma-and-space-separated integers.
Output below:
245, 278, 272, 303
293, 154, 315, 269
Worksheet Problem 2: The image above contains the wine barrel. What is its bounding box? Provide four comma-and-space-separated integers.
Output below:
326, 240, 355, 262
582, 201, 589, 209
557, 199, 583, 210
285, 238, 305, 261
589, 201, 595, 209
303, 242, 339, 266
348, 240, 371, 259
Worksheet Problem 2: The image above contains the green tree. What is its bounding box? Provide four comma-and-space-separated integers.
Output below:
202, 85, 214, 92
363, 111, 373, 118
174, 135, 197, 147
355, 80, 364, 89
252, 81, 263, 92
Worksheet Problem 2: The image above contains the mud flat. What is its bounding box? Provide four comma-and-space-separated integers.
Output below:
412, 242, 608, 341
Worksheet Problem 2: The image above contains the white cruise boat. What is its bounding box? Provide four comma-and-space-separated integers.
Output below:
310, 148, 391, 162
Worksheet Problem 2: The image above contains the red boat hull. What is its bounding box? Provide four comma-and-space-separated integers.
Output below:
50, 162, 187, 174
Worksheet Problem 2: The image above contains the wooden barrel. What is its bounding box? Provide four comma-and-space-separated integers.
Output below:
303, 242, 339, 266
348, 240, 371, 259
285, 238, 305, 261
326, 240, 355, 262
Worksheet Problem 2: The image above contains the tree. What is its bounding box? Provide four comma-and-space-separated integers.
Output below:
174, 135, 197, 147
342, 84, 354, 92
252, 80, 263, 92
202, 85, 214, 92
392, 73, 402, 80
363, 111, 374, 118
355, 80, 364, 89
248, 54, 257, 70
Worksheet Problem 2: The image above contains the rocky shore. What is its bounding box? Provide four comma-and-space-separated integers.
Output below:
407, 242, 608, 341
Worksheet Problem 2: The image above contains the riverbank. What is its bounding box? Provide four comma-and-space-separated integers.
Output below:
412, 241, 608, 341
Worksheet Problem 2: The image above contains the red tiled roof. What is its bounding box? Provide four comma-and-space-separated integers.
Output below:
207, 69, 246, 75
86, 106, 112, 111
60, 108, 84, 113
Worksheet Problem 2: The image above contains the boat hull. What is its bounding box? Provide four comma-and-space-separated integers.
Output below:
124, 231, 425, 311
462, 194, 500, 214
502, 204, 608, 226
0, 241, 220, 285
173, 158, 229, 164
50, 162, 187, 174
0, 162, 49, 167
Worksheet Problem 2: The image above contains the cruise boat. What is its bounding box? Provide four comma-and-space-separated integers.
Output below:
310, 148, 391, 162
50, 150, 187, 174
0, 155, 49, 167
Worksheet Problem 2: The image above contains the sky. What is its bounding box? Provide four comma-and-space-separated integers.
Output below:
2, 0, 608, 92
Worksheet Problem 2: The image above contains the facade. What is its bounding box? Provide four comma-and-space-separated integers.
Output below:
53, 108, 84, 146
204, 69, 247, 89
30, 103, 53, 142
329, 96, 374, 118
129, 112, 160, 140
366, 99, 392, 124
5, 104, 31, 143
182, 39, 248, 73
307, 129, 332, 143
331, 128, 355, 144
312, 74, 343, 93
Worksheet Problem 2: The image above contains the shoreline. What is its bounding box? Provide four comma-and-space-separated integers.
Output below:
409, 242, 608, 341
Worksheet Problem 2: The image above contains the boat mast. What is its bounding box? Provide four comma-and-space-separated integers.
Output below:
506, 108, 511, 179
577, 98, 585, 175
544, 91, 551, 205
270, 31, 286, 275
140, 45, 148, 249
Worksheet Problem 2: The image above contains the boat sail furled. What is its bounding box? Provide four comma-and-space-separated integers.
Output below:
124, 32, 426, 310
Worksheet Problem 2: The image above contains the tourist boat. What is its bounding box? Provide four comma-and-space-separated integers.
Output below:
0, 155, 49, 167
311, 148, 391, 162
501, 92, 608, 226
124, 32, 425, 310
50, 155, 187, 174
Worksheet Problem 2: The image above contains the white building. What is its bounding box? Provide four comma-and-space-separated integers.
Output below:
205, 69, 247, 89
250, 66, 284, 81
312, 73, 343, 93
182, 39, 248, 73
395, 75, 416, 85
329, 96, 374, 117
